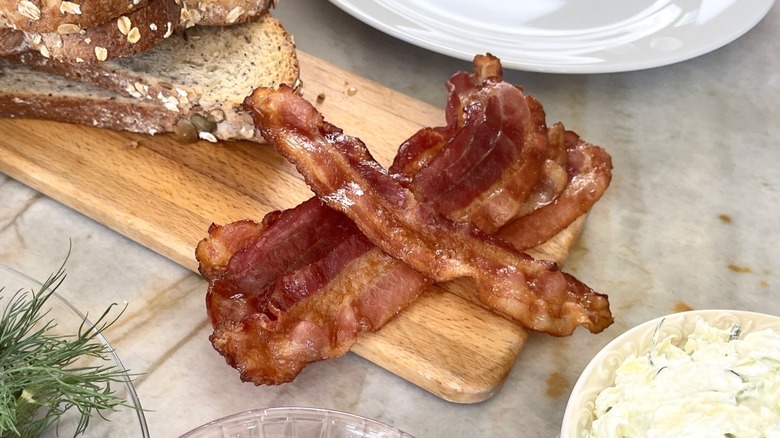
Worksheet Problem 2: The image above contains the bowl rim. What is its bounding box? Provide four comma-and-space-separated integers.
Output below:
179, 406, 415, 438
0, 262, 150, 438
560, 308, 780, 437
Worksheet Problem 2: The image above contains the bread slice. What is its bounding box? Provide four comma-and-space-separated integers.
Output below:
1, 14, 299, 142
0, 0, 151, 33
1, 0, 182, 62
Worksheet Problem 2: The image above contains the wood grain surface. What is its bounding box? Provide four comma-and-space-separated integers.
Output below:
0, 51, 584, 403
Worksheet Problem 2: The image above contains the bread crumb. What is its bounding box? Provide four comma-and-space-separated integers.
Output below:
199, 131, 218, 143
347, 86, 358, 96
125, 140, 139, 149
291, 78, 304, 96
316, 93, 326, 104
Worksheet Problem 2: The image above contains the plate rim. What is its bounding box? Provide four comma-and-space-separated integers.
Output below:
328, 0, 776, 73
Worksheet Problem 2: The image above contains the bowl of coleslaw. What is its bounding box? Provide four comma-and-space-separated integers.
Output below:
561, 309, 780, 438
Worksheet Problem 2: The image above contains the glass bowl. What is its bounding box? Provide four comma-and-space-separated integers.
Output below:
561, 309, 780, 438
180, 407, 415, 438
0, 263, 149, 438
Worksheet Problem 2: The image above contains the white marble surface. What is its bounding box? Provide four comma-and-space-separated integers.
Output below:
1, 1, 779, 437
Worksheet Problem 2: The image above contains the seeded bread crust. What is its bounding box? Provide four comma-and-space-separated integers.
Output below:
0, 0, 151, 33
2, 14, 299, 142
0, 0, 182, 62
182, 0, 273, 27
0, 26, 23, 54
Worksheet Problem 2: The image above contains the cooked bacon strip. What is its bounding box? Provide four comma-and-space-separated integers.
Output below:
512, 122, 570, 218
498, 129, 613, 250
391, 55, 547, 234
196, 219, 267, 281
245, 85, 613, 336
197, 198, 428, 384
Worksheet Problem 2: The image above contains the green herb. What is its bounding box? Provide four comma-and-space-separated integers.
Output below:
727, 323, 741, 341
0, 264, 133, 437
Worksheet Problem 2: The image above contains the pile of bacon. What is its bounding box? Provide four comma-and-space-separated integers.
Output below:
195, 54, 614, 385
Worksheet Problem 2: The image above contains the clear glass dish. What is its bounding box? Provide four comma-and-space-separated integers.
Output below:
0, 263, 149, 438
180, 407, 415, 438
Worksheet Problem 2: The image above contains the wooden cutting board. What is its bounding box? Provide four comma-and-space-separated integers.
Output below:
0, 51, 585, 403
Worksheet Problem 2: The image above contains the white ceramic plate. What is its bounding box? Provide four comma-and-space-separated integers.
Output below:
560, 309, 780, 438
0, 263, 149, 438
328, 0, 775, 73
180, 407, 414, 438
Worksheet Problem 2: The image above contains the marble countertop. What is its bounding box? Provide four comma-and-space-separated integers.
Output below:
1, 1, 779, 437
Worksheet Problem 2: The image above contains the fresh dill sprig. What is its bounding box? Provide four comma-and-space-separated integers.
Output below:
0, 264, 133, 438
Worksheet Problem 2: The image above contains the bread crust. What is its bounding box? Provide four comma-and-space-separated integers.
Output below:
0, 26, 24, 54
182, 0, 272, 26
0, 0, 151, 33
0, 0, 182, 62
0, 92, 179, 136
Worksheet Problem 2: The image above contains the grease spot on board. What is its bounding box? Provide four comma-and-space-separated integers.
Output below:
673, 301, 694, 313
718, 214, 732, 224
546, 371, 569, 398
728, 264, 753, 274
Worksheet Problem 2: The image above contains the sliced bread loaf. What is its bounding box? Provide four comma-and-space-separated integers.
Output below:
2, 14, 299, 142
